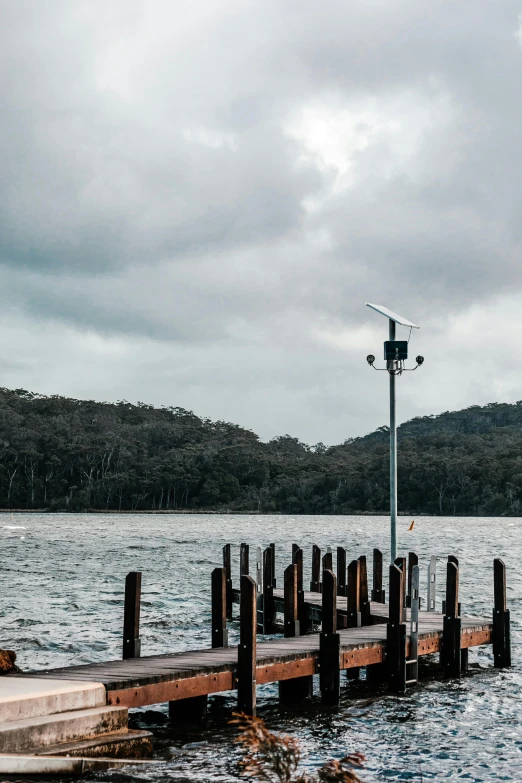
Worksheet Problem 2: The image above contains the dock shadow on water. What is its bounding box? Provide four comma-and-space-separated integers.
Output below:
1, 513, 520, 781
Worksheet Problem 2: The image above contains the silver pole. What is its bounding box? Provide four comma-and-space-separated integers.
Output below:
389, 319, 397, 561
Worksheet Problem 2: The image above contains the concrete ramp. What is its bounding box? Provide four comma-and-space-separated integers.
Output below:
0, 677, 105, 722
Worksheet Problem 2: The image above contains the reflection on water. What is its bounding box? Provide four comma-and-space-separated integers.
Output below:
1, 513, 520, 781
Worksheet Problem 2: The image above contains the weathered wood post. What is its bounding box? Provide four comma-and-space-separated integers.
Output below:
255, 547, 263, 590
371, 548, 385, 603
407, 564, 420, 685
284, 564, 300, 638
280, 561, 313, 703
270, 543, 276, 588
347, 559, 361, 628
493, 558, 511, 668
123, 571, 141, 659
262, 546, 276, 634
240, 543, 250, 578
319, 569, 340, 704
387, 563, 406, 692
211, 567, 228, 648
441, 561, 461, 678
223, 544, 233, 619
427, 555, 437, 611
359, 555, 371, 626
293, 547, 308, 634
394, 556, 407, 616
310, 544, 321, 592
337, 547, 347, 597
406, 552, 418, 608
322, 550, 333, 577
292, 543, 300, 560
237, 574, 257, 715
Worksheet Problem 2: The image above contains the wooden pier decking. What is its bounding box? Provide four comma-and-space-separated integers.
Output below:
10, 543, 512, 724
27, 601, 493, 709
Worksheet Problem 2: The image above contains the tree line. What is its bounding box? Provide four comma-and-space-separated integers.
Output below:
1, 387, 521, 516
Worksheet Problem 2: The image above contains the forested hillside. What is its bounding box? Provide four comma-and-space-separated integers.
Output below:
1, 387, 522, 515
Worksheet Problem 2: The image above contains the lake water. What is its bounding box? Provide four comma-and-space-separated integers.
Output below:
1, 513, 520, 782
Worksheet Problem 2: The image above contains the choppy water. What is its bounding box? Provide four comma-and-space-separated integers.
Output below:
1, 513, 520, 782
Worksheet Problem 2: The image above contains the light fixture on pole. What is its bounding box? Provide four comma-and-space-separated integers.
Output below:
364, 302, 424, 562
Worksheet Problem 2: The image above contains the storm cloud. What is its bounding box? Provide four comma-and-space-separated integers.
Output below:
1, 0, 522, 443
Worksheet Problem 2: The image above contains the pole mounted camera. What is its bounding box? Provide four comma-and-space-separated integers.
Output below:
364, 302, 425, 561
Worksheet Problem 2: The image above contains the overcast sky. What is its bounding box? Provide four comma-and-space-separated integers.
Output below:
2, 1, 522, 444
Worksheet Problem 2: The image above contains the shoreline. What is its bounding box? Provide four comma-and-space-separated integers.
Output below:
0, 508, 520, 518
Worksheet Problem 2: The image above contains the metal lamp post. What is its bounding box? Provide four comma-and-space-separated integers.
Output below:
365, 303, 424, 562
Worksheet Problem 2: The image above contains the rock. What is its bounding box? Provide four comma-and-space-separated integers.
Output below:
0, 650, 21, 674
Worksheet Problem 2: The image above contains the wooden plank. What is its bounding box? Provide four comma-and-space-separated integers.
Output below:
237, 574, 256, 715
257, 658, 316, 684
108, 670, 234, 707
342, 645, 384, 668
211, 567, 228, 648
123, 572, 141, 660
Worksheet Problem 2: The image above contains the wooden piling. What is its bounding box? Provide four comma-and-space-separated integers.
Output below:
427, 555, 437, 611
322, 550, 333, 574
240, 543, 250, 578
262, 546, 276, 634
394, 556, 407, 615
284, 564, 300, 638
387, 563, 406, 692
280, 559, 313, 703
493, 558, 511, 668
441, 561, 461, 677
359, 556, 371, 626
293, 547, 308, 634
337, 547, 347, 597
169, 695, 208, 723
223, 544, 233, 620
237, 574, 257, 715
406, 552, 418, 608
270, 543, 276, 588
310, 544, 321, 592
371, 548, 385, 603
319, 569, 340, 704
347, 559, 361, 628
211, 567, 228, 648
123, 571, 141, 659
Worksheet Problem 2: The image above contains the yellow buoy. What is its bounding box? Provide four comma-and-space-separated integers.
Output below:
408, 520, 415, 531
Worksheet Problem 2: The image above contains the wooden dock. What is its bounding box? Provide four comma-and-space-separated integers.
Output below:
16, 543, 511, 719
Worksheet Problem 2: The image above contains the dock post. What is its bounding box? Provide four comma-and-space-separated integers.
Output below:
493, 559, 511, 668
322, 551, 333, 583
406, 564, 420, 685
337, 547, 347, 597
123, 571, 141, 659
293, 547, 309, 634
371, 549, 385, 603
406, 552, 418, 608
359, 555, 371, 626
387, 564, 407, 692
394, 556, 407, 616
255, 547, 263, 590
211, 567, 228, 648
237, 574, 257, 716
347, 559, 361, 628
262, 546, 276, 634
240, 543, 250, 578
310, 545, 322, 592
223, 544, 233, 619
427, 556, 437, 611
319, 569, 340, 704
283, 564, 300, 638
270, 543, 276, 587
441, 561, 461, 677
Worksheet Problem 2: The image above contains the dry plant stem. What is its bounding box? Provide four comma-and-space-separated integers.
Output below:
231, 712, 364, 783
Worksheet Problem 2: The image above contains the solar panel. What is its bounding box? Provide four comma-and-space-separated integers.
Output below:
365, 302, 420, 329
